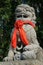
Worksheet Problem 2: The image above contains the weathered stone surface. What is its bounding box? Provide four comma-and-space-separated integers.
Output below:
0, 60, 43, 65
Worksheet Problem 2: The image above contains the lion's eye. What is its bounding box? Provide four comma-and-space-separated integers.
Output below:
23, 15, 28, 18
16, 15, 22, 18
32, 14, 34, 17
23, 15, 30, 18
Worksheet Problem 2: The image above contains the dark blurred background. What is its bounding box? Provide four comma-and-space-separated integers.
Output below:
0, 0, 43, 61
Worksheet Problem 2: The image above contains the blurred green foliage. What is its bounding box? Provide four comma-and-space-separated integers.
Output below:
0, 0, 43, 61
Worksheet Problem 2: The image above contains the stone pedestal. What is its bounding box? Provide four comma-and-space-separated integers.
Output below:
0, 60, 43, 65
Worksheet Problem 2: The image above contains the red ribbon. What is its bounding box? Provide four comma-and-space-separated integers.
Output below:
11, 20, 35, 48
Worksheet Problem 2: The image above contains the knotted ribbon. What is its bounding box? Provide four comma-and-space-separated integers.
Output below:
11, 20, 35, 48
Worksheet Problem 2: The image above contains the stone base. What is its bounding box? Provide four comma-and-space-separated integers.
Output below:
0, 60, 43, 65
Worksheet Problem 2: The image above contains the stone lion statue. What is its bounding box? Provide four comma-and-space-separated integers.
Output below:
3, 4, 43, 61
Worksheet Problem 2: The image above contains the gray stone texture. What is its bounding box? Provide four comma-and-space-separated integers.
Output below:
0, 60, 43, 65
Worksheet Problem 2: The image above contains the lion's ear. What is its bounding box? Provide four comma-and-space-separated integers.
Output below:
31, 7, 36, 20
